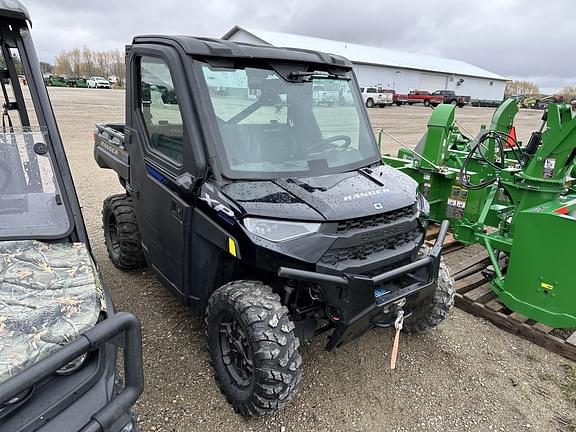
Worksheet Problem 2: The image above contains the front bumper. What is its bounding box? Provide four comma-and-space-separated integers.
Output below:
279, 220, 448, 350
0, 312, 144, 432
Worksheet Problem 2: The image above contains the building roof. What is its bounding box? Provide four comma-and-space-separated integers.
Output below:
222, 26, 508, 81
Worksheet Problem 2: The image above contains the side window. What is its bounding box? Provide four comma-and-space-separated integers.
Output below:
138, 56, 184, 166
366, 88, 376, 93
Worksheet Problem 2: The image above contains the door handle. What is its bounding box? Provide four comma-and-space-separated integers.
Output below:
171, 200, 184, 222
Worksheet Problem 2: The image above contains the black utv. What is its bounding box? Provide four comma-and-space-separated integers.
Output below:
0, 2, 143, 431
94, 35, 454, 416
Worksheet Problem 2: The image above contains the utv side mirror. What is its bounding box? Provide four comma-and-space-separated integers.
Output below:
174, 172, 195, 194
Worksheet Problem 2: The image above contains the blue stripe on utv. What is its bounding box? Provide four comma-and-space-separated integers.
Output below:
145, 163, 169, 185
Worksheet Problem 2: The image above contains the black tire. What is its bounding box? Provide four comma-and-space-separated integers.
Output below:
403, 250, 454, 333
366, 98, 375, 108
450, 99, 457, 105
102, 194, 146, 270
395, 101, 402, 106
206, 280, 302, 417
424, 99, 430, 107
457, 103, 464, 108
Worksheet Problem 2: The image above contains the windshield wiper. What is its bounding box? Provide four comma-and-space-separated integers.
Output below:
287, 71, 350, 82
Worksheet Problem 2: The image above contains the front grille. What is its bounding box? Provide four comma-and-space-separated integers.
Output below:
336, 205, 416, 233
320, 228, 421, 265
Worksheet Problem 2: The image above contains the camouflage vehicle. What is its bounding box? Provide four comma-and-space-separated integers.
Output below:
0, 2, 144, 431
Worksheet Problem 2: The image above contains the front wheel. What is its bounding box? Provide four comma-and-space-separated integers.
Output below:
365, 98, 375, 108
206, 281, 302, 417
424, 99, 430, 107
403, 251, 454, 333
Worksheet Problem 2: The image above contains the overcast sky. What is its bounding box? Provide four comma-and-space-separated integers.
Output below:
25, 0, 574, 93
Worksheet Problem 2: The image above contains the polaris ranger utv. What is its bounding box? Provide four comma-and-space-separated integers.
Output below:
0, 2, 143, 431
95, 35, 454, 416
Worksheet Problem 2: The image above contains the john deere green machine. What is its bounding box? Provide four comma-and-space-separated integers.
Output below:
383, 100, 576, 329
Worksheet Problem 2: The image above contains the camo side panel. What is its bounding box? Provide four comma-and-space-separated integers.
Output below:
0, 240, 104, 383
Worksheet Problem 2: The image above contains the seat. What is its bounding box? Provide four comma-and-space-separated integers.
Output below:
0, 240, 103, 383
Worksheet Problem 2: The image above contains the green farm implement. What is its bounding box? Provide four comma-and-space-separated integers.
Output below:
44, 75, 68, 87
383, 100, 576, 331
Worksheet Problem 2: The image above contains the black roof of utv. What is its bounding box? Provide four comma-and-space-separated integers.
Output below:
132, 35, 354, 69
0, 0, 31, 22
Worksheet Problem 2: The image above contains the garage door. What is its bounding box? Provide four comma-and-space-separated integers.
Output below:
418, 73, 447, 92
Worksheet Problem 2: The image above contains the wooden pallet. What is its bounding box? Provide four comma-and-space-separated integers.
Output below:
426, 225, 576, 362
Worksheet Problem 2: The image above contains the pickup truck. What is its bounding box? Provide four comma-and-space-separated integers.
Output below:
313, 83, 339, 106
431, 90, 470, 107
360, 86, 394, 107
394, 90, 444, 107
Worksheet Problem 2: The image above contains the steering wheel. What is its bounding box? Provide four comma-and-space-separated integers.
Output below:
309, 135, 352, 154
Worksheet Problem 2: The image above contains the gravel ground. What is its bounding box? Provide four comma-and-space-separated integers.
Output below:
46, 87, 575, 432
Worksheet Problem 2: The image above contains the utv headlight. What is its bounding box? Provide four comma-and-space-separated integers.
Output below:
244, 217, 321, 242
416, 192, 430, 217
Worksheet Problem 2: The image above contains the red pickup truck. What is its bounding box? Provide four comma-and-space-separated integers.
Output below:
394, 90, 444, 107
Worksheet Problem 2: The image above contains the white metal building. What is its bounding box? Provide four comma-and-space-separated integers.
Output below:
222, 26, 508, 102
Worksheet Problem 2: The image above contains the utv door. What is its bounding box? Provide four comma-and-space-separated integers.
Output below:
127, 49, 198, 296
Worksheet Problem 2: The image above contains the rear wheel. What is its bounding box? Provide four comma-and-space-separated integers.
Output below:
396, 101, 402, 106
102, 194, 146, 270
403, 251, 454, 333
206, 280, 302, 417
366, 98, 375, 108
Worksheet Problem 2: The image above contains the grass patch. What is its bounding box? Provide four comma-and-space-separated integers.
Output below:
552, 327, 576, 339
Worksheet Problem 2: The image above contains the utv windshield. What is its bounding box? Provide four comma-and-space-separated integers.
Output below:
0, 127, 71, 238
200, 62, 380, 179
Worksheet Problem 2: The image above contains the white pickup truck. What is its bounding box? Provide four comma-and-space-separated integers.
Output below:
312, 83, 340, 106
360, 86, 394, 108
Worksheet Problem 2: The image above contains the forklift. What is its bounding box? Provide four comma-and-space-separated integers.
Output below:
0, 2, 143, 431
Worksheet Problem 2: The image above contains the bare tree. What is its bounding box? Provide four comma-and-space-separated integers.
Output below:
94, 50, 108, 77
559, 86, 576, 102
81, 47, 94, 77
51, 46, 125, 86
54, 51, 72, 76
505, 80, 540, 97
110, 49, 125, 86
69, 48, 82, 78
39, 61, 53, 74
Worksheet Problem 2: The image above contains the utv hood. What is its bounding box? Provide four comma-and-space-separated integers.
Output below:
222, 164, 419, 221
